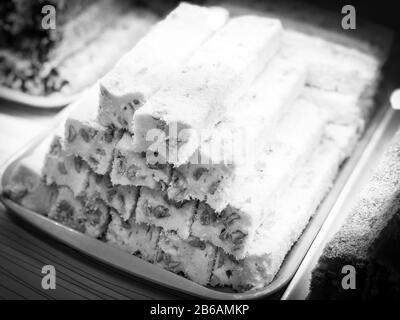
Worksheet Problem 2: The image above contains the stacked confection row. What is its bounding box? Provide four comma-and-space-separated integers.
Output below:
5, 2, 390, 291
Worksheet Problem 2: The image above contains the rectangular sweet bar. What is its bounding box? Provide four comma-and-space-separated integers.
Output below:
301, 86, 375, 131
191, 98, 327, 258
110, 132, 171, 190
106, 210, 160, 263
43, 134, 90, 197
211, 0, 393, 60
86, 172, 139, 221
211, 125, 357, 291
167, 54, 306, 202
82, 197, 111, 239
210, 1, 386, 95
131, 16, 282, 165
98, 3, 229, 130
48, 186, 110, 238
64, 85, 124, 175
282, 30, 380, 95
135, 187, 196, 240
156, 232, 216, 286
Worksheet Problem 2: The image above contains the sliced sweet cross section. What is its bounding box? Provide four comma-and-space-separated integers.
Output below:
106, 210, 160, 263
86, 173, 139, 222
156, 232, 216, 286
43, 134, 90, 197
110, 132, 171, 190
135, 187, 196, 240
64, 85, 124, 175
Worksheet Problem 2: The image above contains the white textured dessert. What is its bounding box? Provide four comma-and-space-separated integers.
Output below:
48, 186, 110, 238
111, 133, 171, 190
191, 98, 327, 258
301, 86, 372, 130
64, 85, 124, 175
282, 30, 379, 95
131, 15, 282, 165
156, 232, 216, 285
210, 1, 386, 96
106, 210, 160, 262
82, 197, 110, 239
135, 188, 196, 240
167, 54, 306, 202
43, 135, 90, 197
211, 125, 357, 291
48, 186, 86, 232
98, 2, 229, 130
86, 173, 139, 221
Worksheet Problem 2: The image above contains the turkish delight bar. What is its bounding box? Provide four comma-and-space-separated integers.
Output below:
86, 173, 139, 222
131, 15, 282, 165
64, 85, 124, 175
210, 0, 390, 95
156, 232, 216, 286
111, 133, 171, 190
106, 210, 160, 262
48, 186, 110, 238
98, 2, 229, 130
43, 134, 90, 197
135, 187, 196, 240
191, 98, 327, 258
211, 124, 358, 291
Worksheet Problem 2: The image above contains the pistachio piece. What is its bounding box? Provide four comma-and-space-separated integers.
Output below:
57, 161, 68, 175
145, 202, 170, 219
117, 115, 128, 127
225, 211, 240, 226
118, 194, 126, 207
73, 157, 83, 173
126, 164, 139, 180
188, 238, 206, 250
193, 167, 208, 181
56, 200, 74, 218
67, 125, 77, 143
208, 179, 221, 195
147, 161, 167, 170
219, 228, 229, 241
231, 230, 247, 245
104, 127, 114, 143
155, 250, 164, 263
106, 188, 117, 203
89, 156, 99, 166
96, 148, 106, 156
167, 261, 181, 269
50, 139, 62, 155
79, 128, 90, 142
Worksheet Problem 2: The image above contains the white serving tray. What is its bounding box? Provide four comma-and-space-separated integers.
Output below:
0, 86, 81, 109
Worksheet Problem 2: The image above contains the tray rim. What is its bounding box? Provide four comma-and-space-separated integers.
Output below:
0, 101, 389, 300
0, 86, 82, 109
281, 106, 399, 300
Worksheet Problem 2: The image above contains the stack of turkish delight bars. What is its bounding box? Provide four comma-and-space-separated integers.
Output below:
5, 2, 392, 292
